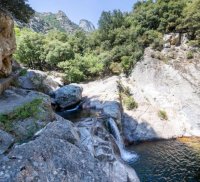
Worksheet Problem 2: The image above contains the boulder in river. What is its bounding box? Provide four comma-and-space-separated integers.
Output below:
54, 84, 82, 109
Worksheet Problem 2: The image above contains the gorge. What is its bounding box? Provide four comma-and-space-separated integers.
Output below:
0, 0, 200, 181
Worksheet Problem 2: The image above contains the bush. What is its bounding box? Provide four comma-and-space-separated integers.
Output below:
123, 96, 138, 110
186, 51, 194, 59
58, 54, 104, 83
158, 110, 168, 120
117, 82, 138, 110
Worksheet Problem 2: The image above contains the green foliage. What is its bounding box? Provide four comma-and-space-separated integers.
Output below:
0, 0, 34, 23
58, 54, 104, 82
0, 99, 42, 131
14, 0, 200, 83
158, 110, 168, 120
123, 96, 138, 110
186, 51, 194, 59
180, 0, 200, 42
131, 0, 186, 33
19, 68, 27, 76
15, 29, 45, 69
117, 81, 138, 110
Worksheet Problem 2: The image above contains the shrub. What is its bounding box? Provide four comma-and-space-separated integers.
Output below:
186, 51, 194, 59
123, 96, 138, 110
158, 110, 168, 120
19, 68, 27, 76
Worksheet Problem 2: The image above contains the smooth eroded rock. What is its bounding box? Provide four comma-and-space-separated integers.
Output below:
54, 85, 82, 108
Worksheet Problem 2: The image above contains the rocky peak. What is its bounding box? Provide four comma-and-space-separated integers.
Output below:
56, 10, 68, 19
79, 19, 95, 32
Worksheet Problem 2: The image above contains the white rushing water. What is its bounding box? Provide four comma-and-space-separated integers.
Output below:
108, 118, 138, 162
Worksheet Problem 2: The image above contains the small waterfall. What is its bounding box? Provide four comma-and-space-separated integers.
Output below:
108, 118, 138, 163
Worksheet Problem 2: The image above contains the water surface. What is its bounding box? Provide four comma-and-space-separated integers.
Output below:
129, 139, 200, 182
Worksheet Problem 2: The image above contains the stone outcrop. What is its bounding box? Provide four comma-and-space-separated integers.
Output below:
0, 10, 16, 78
122, 47, 200, 143
79, 19, 95, 32
0, 87, 55, 142
17, 11, 95, 34
53, 84, 82, 109
163, 33, 190, 48
0, 113, 139, 181
79, 47, 200, 143
17, 69, 63, 95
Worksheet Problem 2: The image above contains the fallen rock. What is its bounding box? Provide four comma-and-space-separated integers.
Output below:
54, 84, 82, 108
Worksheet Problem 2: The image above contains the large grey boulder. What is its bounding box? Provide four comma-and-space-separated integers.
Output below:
17, 69, 63, 95
54, 85, 82, 108
76, 117, 139, 182
0, 87, 55, 142
0, 119, 139, 182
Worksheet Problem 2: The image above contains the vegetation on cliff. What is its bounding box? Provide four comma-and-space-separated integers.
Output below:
0, 0, 34, 23
14, 0, 200, 83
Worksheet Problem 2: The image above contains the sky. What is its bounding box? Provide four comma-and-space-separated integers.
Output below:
28, 0, 137, 28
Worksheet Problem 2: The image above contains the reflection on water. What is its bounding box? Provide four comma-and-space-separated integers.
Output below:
56, 108, 101, 122
129, 139, 200, 182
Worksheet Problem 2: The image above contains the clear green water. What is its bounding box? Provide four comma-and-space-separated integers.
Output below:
129, 139, 200, 182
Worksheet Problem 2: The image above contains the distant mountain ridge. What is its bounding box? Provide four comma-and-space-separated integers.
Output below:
79, 19, 95, 32
19, 10, 95, 33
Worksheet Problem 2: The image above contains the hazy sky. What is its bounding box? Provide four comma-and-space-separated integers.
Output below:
28, 0, 137, 27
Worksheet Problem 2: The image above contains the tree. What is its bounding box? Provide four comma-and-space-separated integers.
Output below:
181, 0, 200, 42
15, 29, 45, 69
0, 0, 34, 23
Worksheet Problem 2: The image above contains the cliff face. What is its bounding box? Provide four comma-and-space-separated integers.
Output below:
0, 10, 16, 78
21, 11, 95, 33
79, 34, 200, 142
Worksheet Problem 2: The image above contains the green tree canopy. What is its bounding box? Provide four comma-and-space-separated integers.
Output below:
0, 0, 34, 23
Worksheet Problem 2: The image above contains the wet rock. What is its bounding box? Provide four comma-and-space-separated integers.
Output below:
122, 115, 138, 144
76, 118, 139, 182
54, 85, 82, 108
103, 102, 122, 127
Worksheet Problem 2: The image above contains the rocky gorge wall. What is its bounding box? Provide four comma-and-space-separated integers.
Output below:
0, 10, 16, 78
80, 35, 200, 143
0, 10, 140, 181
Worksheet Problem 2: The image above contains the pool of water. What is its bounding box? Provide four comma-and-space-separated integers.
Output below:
129, 139, 200, 182
56, 108, 101, 122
